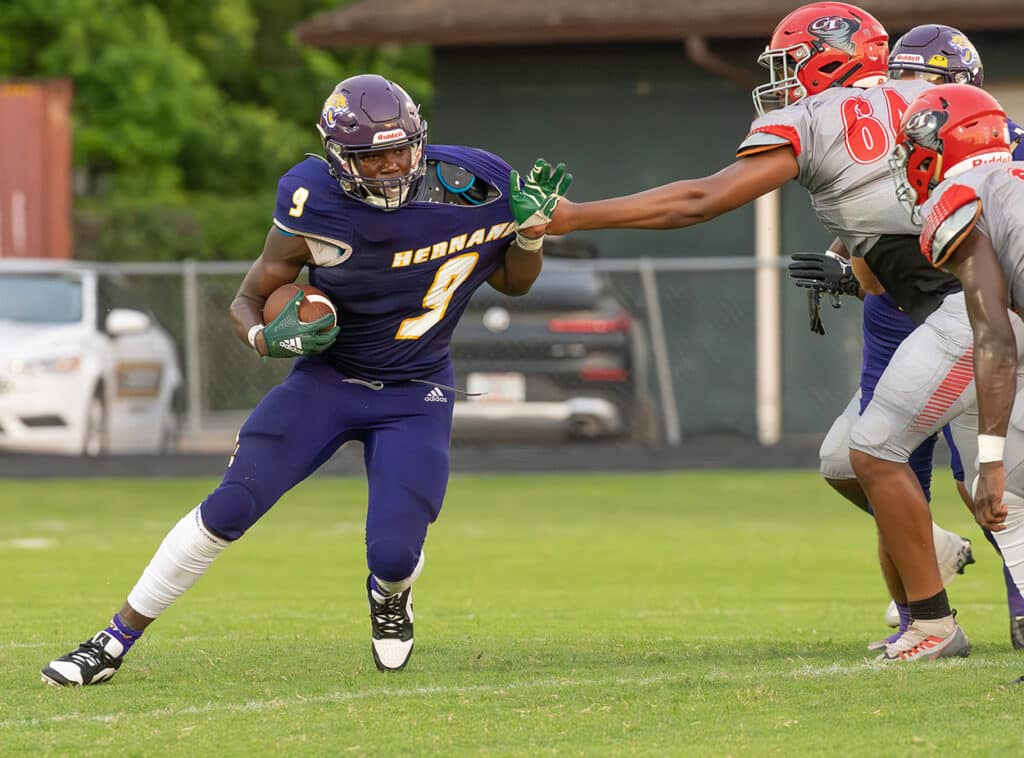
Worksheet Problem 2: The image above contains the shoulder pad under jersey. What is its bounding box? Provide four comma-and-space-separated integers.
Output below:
920, 183, 981, 267
273, 156, 354, 264
420, 160, 495, 205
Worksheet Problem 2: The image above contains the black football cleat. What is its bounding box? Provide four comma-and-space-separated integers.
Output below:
1010, 616, 1024, 651
41, 631, 125, 687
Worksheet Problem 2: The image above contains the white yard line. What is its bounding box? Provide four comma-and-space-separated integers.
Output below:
5, 658, 1012, 730
9, 672, 688, 729
0, 538, 55, 549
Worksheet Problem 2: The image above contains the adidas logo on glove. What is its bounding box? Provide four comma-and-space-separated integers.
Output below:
276, 337, 304, 355
423, 387, 447, 403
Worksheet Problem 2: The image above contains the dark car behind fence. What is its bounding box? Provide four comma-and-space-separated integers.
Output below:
97, 251, 863, 454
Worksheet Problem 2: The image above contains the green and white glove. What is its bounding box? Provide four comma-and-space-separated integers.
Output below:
259, 290, 339, 358
509, 159, 572, 251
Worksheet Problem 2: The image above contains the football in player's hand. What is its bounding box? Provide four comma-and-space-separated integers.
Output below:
262, 283, 337, 331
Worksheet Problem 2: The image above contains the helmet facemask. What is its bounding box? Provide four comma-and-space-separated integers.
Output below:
319, 125, 427, 210
888, 141, 941, 225
890, 107, 950, 223
753, 43, 812, 115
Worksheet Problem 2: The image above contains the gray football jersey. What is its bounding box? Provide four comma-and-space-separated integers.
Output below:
921, 162, 1024, 311
737, 79, 932, 257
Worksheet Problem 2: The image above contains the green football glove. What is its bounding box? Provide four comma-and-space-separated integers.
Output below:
261, 290, 339, 358
510, 158, 572, 230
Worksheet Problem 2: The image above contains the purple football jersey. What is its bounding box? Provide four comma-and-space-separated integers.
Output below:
1009, 118, 1024, 161
273, 145, 516, 382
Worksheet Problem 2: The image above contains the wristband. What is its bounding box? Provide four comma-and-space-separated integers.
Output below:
247, 324, 265, 354
978, 434, 1005, 464
515, 232, 544, 252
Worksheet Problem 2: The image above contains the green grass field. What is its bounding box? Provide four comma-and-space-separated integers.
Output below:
2, 470, 1023, 755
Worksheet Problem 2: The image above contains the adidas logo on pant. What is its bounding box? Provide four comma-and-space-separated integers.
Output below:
423, 386, 447, 403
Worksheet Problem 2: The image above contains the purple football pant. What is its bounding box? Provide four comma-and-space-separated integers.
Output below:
199, 357, 455, 583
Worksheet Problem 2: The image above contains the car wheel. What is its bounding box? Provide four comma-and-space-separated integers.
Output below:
159, 411, 182, 454
82, 390, 108, 456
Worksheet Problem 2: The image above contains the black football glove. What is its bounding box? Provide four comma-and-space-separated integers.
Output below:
788, 251, 860, 297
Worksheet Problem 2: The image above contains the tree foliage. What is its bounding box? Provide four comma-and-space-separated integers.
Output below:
0, 0, 432, 259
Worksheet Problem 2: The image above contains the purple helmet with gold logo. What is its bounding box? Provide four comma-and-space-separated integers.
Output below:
888, 25, 983, 87
316, 75, 428, 209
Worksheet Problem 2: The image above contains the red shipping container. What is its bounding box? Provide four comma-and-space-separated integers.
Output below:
0, 79, 73, 259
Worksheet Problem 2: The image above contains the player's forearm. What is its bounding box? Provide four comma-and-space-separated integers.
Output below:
849, 255, 882, 298
229, 294, 267, 354
492, 243, 544, 295
973, 322, 1017, 437
553, 182, 711, 233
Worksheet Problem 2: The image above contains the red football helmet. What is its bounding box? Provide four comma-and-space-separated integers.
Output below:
891, 83, 1010, 216
753, 2, 888, 115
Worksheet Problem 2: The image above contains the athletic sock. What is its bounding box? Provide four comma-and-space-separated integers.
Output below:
103, 613, 143, 656
895, 602, 911, 632
369, 575, 392, 601
909, 590, 952, 621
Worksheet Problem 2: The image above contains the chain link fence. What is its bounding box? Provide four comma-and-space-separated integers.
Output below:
113, 257, 864, 453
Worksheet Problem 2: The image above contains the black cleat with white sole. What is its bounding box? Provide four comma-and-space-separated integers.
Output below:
367, 575, 414, 671
1011, 616, 1024, 651
41, 631, 124, 687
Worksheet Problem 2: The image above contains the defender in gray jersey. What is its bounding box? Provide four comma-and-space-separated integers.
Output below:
792, 25, 1024, 651
548, 2, 973, 662
894, 85, 1024, 638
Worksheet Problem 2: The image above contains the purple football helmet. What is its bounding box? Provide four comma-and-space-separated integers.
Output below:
316, 75, 428, 210
888, 25, 983, 86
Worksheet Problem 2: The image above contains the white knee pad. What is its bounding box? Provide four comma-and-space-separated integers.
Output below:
126, 505, 229, 619
820, 418, 855, 479
375, 550, 425, 595
819, 393, 859, 479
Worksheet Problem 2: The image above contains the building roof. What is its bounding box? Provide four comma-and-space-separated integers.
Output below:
295, 0, 1024, 48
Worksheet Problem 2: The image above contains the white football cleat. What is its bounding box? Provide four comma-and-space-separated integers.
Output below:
875, 618, 970, 663
367, 575, 414, 671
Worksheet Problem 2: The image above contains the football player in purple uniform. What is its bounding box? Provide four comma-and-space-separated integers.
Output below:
891, 83, 1024, 665
548, 2, 1004, 661
788, 25, 1024, 651
40, 74, 571, 686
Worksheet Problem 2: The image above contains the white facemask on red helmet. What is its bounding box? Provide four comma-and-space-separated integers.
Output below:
890, 83, 1011, 221
752, 2, 889, 115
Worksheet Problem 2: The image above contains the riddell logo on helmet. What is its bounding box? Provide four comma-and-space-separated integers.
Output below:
892, 53, 924, 64
373, 129, 407, 145
970, 152, 1012, 168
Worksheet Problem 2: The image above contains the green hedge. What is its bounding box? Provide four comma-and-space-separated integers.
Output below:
74, 191, 278, 262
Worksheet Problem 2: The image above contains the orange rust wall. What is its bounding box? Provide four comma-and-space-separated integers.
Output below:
0, 79, 73, 259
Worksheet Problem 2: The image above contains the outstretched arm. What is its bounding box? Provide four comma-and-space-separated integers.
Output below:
547, 147, 798, 234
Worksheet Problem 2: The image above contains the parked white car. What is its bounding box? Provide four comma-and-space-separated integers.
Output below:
0, 260, 183, 455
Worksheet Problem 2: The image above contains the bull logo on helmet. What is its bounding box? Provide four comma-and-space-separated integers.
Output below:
949, 35, 978, 66
321, 91, 349, 130
904, 109, 949, 151
807, 15, 861, 55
